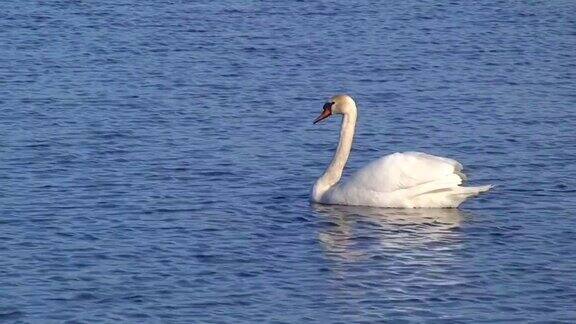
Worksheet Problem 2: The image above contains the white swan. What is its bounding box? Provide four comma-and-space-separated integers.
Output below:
311, 94, 492, 208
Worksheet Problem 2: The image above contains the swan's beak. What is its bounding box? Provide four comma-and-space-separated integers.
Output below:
313, 103, 333, 124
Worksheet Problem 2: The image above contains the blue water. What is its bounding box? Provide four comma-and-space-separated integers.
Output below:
1, 0, 576, 322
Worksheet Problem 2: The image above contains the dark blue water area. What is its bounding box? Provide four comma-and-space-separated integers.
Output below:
1, 0, 576, 323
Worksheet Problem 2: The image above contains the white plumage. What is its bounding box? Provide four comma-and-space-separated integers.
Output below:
311, 95, 492, 208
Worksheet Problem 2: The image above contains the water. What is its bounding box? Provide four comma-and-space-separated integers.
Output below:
1, 0, 575, 322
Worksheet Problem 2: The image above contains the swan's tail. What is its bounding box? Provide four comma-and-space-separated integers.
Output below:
455, 184, 493, 196
409, 182, 493, 208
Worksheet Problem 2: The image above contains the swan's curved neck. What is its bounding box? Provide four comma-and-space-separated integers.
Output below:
313, 107, 357, 201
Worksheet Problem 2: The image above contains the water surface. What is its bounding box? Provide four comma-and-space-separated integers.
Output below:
1, 0, 576, 322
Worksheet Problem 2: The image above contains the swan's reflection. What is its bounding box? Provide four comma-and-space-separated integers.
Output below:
313, 204, 471, 262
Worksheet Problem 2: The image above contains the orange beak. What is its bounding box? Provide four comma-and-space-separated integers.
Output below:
313, 102, 333, 124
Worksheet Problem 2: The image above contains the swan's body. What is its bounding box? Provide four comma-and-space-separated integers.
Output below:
311, 95, 492, 208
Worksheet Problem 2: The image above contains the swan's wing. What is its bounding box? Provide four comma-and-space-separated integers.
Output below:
345, 152, 465, 193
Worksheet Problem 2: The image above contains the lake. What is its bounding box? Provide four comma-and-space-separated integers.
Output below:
1, 0, 575, 322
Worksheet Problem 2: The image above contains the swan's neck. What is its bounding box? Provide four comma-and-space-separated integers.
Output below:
312, 109, 357, 201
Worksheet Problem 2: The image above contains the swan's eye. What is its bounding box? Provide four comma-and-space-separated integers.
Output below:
323, 102, 334, 110
314, 102, 335, 124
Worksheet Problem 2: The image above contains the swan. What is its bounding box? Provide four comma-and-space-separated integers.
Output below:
311, 94, 492, 208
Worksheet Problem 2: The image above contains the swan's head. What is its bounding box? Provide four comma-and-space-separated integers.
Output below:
313, 94, 357, 124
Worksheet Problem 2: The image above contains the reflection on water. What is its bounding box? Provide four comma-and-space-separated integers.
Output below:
313, 204, 470, 262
